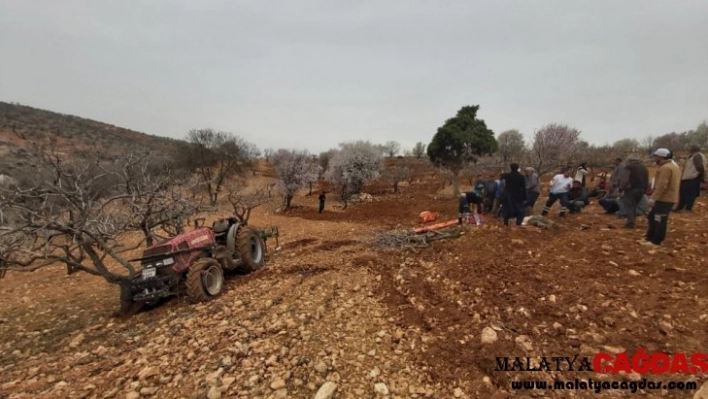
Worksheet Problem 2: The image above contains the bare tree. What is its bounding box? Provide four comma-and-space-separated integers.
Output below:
612, 138, 640, 155
120, 159, 203, 247
496, 129, 526, 162
528, 124, 582, 176
177, 128, 255, 205
263, 148, 274, 162
459, 167, 478, 186
0, 138, 199, 313
436, 167, 457, 189
639, 135, 655, 155
412, 142, 426, 159
383, 141, 401, 158
385, 165, 410, 193
242, 141, 261, 176
271, 149, 321, 209
226, 180, 272, 223
318, 149, 337, 172
689, 121, 708, 149
652, 132, 689, 152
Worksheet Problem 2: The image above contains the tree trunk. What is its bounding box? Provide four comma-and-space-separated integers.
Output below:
143, 228, 154, 247
451, 170, 460, 197
393, 181, 398, 193
285, 195, 292, 210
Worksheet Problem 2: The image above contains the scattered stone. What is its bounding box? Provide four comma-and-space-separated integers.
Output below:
374, 382, 389, 395
314, 361, 328, 374
139, 386, 159, 396
138, 366, 159, 381
514, 335, 533, 352
270, 378, 286, 390
314, 381, 337, 399
602, 345, 626, 354
207, 386, 221, 399
481, 327, 498, 344
454, 387, 464, 397
70, 333, 85, 348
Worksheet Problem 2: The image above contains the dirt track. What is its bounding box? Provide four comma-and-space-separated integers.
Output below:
1, 176, 707, 398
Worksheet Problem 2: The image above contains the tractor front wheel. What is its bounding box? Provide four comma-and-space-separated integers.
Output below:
186, 258, 224, 302
237, 227, 265, 272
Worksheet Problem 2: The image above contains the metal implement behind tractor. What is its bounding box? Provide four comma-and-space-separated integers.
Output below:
121, 216, 269, 315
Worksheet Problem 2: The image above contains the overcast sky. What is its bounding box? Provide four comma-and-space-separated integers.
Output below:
1, 0, 707, 153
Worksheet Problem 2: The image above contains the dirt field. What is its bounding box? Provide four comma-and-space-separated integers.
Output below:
1, 169, 707, 399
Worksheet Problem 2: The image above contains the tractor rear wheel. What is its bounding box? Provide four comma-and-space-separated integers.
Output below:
186, 258, 224, 302
237, 227, 265, 272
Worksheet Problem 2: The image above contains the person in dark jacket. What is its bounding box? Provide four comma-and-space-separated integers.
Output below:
318, 191, 326, 213
618, 154, 649, 228
568, 180, 589, 213
501, 163, 527, 226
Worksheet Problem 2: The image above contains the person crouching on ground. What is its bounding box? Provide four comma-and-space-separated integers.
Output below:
617, 153, 649, 229
568, 180, 588, 213
588, 174, 609, 199
524, 167, 540, 215
542, 168, 573, 217
458, 189, 484, 224
642, 148, 681, 246
501, 163, 527, 226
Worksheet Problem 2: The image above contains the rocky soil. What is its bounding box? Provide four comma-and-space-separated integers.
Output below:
1, 177, 707, 399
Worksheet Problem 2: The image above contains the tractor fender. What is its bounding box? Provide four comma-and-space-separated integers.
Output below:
226, 222, 240, 254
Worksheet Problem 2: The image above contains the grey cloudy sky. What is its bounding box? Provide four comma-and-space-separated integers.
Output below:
1, 0, 707, 153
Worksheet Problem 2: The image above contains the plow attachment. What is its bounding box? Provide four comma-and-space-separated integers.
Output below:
259, 226, 280, 252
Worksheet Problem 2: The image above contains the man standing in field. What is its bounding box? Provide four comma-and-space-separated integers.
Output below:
609, 157, 625, 194
675, 144, 706, 212
524, 167, 540, 215
642, 148, 681, 246
618, 154, 649, 229
501, 163, 527, 226
574, 163, 591, 188
318, 191, 326, 213
542, 168, 573, 217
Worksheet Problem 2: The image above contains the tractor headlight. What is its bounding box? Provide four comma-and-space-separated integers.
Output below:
162, 257, 174, 266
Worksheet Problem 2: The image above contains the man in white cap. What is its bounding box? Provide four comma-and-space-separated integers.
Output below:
642, 148, 680, 246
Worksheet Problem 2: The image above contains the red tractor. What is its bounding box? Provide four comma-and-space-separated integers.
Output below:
120, 216, 268, 314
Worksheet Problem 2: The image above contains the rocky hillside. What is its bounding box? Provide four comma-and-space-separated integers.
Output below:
0, 102, 181, 175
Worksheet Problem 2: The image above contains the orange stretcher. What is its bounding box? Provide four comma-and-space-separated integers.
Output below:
413, 219, 459, 234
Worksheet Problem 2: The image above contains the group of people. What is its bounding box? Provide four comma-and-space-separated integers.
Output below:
458, 162, 595, 227
458, 145, 706, 246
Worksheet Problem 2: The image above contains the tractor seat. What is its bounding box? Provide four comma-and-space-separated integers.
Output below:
212, 219, 229, 234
